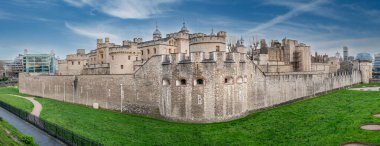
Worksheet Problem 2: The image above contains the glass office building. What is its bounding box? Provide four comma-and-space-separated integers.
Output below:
356, 53, 373, 61
374, 53, 380, 78
23, 53, 57, 74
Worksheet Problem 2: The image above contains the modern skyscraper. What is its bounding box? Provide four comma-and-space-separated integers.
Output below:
343, 46, 348, 61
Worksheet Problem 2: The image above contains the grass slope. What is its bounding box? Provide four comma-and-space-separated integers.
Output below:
1, 87, 380, 145
0, 118, 37, 146
0, 94, 33, 112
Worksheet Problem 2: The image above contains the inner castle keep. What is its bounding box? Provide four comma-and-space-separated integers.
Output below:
19, 23, 373, 123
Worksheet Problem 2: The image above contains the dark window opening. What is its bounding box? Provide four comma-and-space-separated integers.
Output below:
121, 65, 124, 69
180, 79, 186, 85
196, 79, 204, 85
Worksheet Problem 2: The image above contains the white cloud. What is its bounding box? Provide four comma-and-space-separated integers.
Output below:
65, 22, 121, 41
63, 0, 180, 19
262, 0, 342, 20
249, 0, 329, 33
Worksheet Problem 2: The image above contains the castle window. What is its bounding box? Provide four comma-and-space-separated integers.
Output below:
181, 79, 186, 85
121, 65, 124, 69
176, 79, 187, 86
101, 54, 104, 59
148, 49, 150, 54
78, 61, 80, 65
162, 79, 170, 86
128, 56, 131, 60
154, 48, 157, 54
169, 49, 172, 53
224, 77, 233, 84
112, 56, 114, 60
195, 79, 204, 85
141, 50, 143, 55
136, 57, 138, 61
216, 46, 220, 52
71, 61, 74, 65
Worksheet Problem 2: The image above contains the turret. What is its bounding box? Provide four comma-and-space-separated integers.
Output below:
105, 37, 110, 43
97, 38, 103, 44
153, 23, 162, 41
179, 19, 189, 33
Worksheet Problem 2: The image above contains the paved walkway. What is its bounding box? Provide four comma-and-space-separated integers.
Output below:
8, 94, 42, 117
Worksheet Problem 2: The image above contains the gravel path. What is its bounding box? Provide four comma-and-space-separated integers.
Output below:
8, 94, 42, 117
360, 124, 380, 131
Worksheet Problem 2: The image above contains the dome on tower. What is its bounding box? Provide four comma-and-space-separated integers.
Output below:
153, 23, 162, 41
180, 21, 189, 33
153, 28, 161, 36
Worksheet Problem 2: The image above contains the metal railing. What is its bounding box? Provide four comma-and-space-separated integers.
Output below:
0, 100, 103, 146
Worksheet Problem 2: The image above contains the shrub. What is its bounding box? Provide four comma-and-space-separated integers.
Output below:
0, 116, 2, 121
20, 135, 35, 145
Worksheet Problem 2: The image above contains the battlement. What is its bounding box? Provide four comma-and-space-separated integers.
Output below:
161, 51, 247, 65
66, 54, 87, 61
122, 40, 139, 46
189, 35, 226, 45
166, 32, 189, 39
109, 47, 139, 54
58, 60, 67, 64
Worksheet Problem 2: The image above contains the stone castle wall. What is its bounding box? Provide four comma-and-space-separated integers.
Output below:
19, 52, 366, 123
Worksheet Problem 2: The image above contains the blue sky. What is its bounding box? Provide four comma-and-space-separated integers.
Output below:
0, 0, 379, 60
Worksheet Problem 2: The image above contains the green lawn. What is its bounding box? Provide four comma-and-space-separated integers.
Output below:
0, 117, 37, 146
0, 94, 33, 112
0, 87, 380, 145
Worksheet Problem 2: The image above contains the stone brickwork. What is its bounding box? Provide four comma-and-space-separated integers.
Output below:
18, 51, 369, 123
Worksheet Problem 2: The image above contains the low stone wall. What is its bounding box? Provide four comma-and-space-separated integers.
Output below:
0, 81, 17, 87
370, 78, 380, 83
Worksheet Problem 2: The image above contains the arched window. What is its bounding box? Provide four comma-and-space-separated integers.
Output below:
181, 79, 186, 85
176, 79, 187, 86
121, 65, 124, 69
216, 46, 220, 51
128, 56, 131, 60
194, 79, 204, 85
148, 49, 150, 54
224, 77, 233, 84
112, 56, 114, 60
141, 50, 144, 55
154, 48, 157, 54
